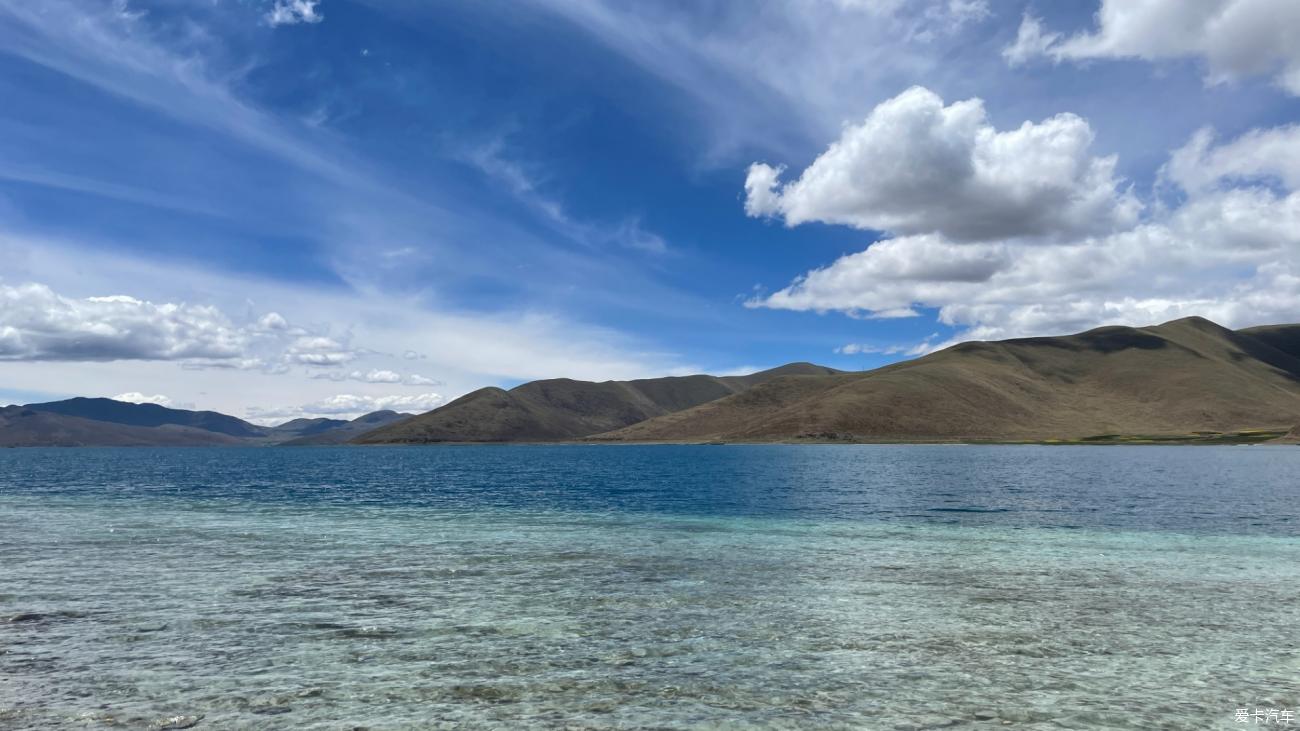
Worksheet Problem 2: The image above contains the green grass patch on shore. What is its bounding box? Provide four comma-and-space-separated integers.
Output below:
1062, 429, 1288, 445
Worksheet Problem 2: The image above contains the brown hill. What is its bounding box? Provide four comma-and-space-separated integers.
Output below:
593, 317, 1300, 443
354, 363, 840, 443
0, 406, 246, 447
1237, 324, 1300, 359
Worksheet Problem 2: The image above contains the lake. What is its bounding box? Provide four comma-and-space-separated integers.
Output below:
2, 445, 1298, 729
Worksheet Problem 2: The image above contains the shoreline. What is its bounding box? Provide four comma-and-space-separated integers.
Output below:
5, 425, 1296, 448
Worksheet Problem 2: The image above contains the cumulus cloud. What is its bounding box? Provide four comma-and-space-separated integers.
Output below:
265, 0, 322, 27
358, 369, 399, 383
760, 235, 1011, 313
111, 392, 172, 406
256, 312, 290, 331
744, 87, 1139, 242
283, 335, 358, 366
0, 283, 248, 362
752, 121, 1300, 342
0, 282, 363, 370
1005, 1, 1300, 95
246, 392, 444, 423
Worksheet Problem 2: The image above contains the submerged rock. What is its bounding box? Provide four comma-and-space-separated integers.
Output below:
151, 715, 203, 730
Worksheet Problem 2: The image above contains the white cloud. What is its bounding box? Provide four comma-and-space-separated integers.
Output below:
0, 283, 249, 362
752, 121, 1300, 342
742, 163, 785, 219
1162, 125, 1300, 194
284, 335, 358, 366
465, 140, 670, 255
246, 392, 444, 423
1002, 14, 1060, 67
1006, 0, 1300, 95
1, 237, 695, 420
0, 281, 367, 373
359, 369, 400, 383
759, 234, 1010, 314
256, 312, 290, 331
522, 0, 997, 160
0, 0, 689, 315
111, 391, 172, 406
181, 357, 288, 374
744, 87, 1139, 242
310, 369, 439, 385
835, 335, 936, 356
935, 0, 990, 30
265, 0, 323, 27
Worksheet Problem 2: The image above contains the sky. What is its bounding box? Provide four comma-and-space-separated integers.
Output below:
2, 0, 1300, 423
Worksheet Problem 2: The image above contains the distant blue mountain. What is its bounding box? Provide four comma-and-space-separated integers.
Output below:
8, 398, 412, 446
24, 397, 265, 438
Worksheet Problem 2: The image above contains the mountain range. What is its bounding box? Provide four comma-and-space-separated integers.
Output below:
0, 398, 409, 447
594, 317, 1300, 444
354, 362, 840, 444
4, 317, 1299, 446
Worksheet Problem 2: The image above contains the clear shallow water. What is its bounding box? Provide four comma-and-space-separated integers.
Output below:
1, 446, 1298, 730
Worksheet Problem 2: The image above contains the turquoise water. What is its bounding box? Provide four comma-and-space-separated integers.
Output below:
1, 446, 1298, 729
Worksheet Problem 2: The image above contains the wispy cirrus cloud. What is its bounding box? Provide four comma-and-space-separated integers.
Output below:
517, 0, 994, 160
0, 0, 712, 419
464, 140, 669, 254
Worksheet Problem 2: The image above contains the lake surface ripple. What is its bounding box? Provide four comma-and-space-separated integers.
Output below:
1, 445, 1297, 729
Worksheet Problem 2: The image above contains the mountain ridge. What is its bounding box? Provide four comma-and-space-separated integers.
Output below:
0, 406, 248, 447
3, 399, 410, 447
24, 397, 265, 438
7, 319, 1300, 447
354, 363, 841, 444
591, 317, 1300, 443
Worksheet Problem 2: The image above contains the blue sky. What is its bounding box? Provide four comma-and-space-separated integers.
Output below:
2, 0, 1300, 421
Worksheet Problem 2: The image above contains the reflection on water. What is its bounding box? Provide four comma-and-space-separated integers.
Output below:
1, 446, 1298, 729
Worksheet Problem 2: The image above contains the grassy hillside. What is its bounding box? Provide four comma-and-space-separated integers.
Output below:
354, 363, 839, 443
594, 317, 1300, 443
